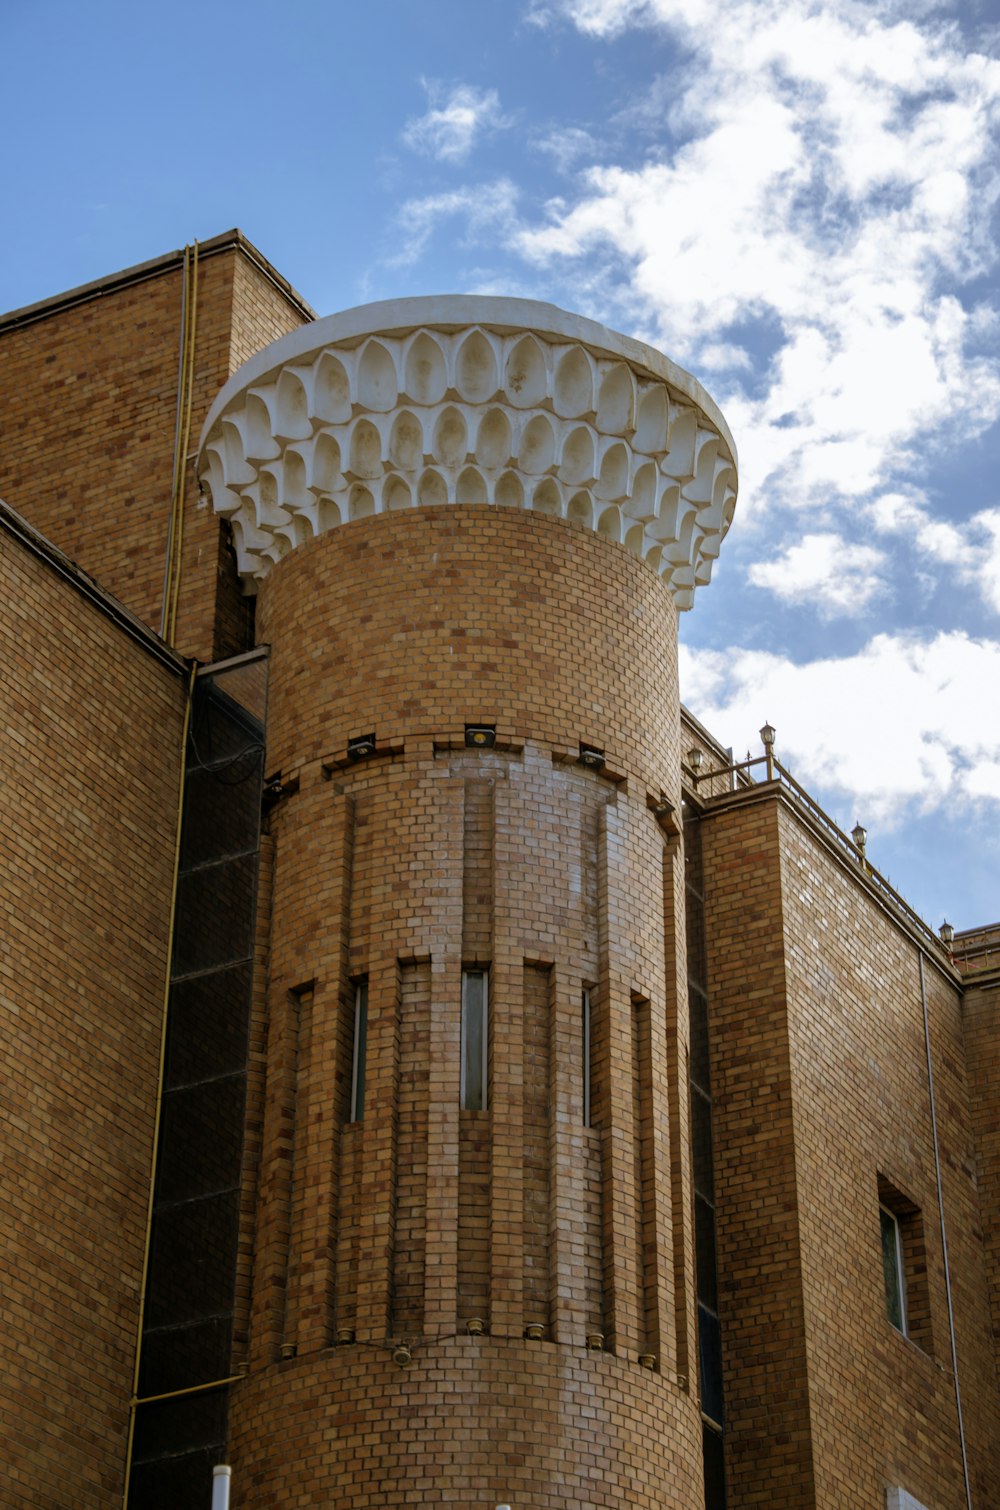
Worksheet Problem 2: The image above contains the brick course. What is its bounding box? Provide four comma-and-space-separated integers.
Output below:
0, 517, 187, 1508
230, 507, 701, 1504
2, 244, 999, 1510
0, 237, 309, 664
700, 787, 1000, 1508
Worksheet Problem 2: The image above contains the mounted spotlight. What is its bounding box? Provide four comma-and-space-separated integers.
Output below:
649, 793, 676, 826
348, 733, 376, 760
465, 725, 496, 748
579, 743, 605, 771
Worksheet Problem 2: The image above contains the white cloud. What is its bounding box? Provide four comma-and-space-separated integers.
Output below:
975, 509, 1000, 614
869, 494, 1000, 614
964, 760, 1000, 800
747, 532, 887, 616
534, 126, 602, 171
403, 83, 508, 163
528, 0, 653, 35
511, 0, 1000, 516
679, 629, 1000, 824
389, 179, 520, 267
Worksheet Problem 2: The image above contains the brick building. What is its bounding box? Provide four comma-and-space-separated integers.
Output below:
1, 232, 997, 1510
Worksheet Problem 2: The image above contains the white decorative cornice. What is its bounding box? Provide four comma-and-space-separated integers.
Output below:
197, 297, 738, 609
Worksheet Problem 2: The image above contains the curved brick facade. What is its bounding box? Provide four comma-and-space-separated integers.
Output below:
258, 505, 682, 794
232, 506, 700, 1505
228, 1345, 702, 1506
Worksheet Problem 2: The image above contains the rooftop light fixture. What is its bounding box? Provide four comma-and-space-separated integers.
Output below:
687, 747, 704, 774
760, 721, 776, 780
851, 821, 868, 856
939, 920, 955, 946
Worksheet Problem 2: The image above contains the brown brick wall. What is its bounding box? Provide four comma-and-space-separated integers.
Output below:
0, 242, 310, 664
228, 508, 701, 1505
699, 795, 816, 1506
227, 1342, 702, 1506
777, 803, 999, 1508
966, 972, 1000, 1383
0, 525, 187, 1507
701, 787, 1000, 1508
962, 972, 1000, 1431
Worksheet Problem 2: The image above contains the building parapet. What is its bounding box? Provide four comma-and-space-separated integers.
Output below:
686, 744, 959, 978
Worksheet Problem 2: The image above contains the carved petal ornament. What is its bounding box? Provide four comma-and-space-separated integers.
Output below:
197, 297, 738, 609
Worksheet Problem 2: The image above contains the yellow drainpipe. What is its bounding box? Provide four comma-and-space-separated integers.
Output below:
121, 659, 197, 1509
161, 241, 199, 647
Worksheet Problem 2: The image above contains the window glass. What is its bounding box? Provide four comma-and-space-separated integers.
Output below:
350, 980, 368, 1122
582, 988, 592, 1127
692, 1086, 714, 1200
461, 970, 488, 1110
695, 1195, 719, 1312
702, 1422, 726, 1510
881, 1205, 905, 1332
698, 1302, 724, 1426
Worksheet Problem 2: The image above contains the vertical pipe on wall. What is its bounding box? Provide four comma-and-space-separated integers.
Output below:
161, 242, 199, 646
918, 953, 972, 1510
120, 661, 196, 1510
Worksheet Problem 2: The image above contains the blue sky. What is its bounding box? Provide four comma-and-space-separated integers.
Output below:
3, 0, 999, 931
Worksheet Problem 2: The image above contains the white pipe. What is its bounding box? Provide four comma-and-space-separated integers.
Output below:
918, 955, 972, 1510
211, 1465, 232, 1510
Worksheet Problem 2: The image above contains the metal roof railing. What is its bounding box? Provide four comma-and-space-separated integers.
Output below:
686, 749, 947, 959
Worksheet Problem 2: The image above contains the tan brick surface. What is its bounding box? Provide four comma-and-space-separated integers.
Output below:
0, 527, 187, 1507
700, 788, 1000, 1508
4, 248, 999, 1510
232, 507, 700, 1504
964, 972, 1000, 1385
0, 242, 309, 664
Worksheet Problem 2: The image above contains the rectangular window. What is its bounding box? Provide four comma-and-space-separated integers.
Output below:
350, 979, 368, 1122
880, 1204, 906, 1334
461, 970, 488, 1111
582, 988, 592, 1127
877, 1177, 932, 1351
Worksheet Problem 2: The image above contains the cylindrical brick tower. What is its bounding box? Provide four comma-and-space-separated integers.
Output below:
198, 298, 737, 1507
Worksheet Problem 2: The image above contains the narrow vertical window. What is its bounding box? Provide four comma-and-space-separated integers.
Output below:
350, 979, 368, 1123
582, 988, 592, 1127
880, 1204, 906, 1333
461, 970, 488, 1111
